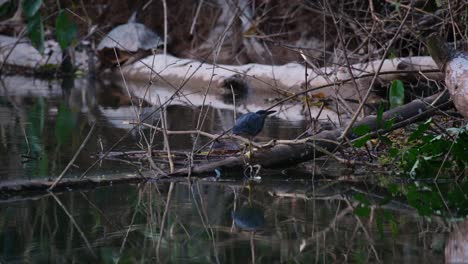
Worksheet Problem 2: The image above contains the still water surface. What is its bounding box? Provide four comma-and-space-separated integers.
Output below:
0, 181, 443, 263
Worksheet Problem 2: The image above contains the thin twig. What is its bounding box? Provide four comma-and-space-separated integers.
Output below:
339, 8, 412, 141
157, 96, 174, 173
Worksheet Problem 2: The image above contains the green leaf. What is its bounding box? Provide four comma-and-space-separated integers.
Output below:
26, 12, 44, 54
22, 0, 42, 18
388, 148, 399, 158
55, 10, 78, 50
408, 118, 431, 141
354, 193, 370, 205
376, 104, 384, 126
352, 125, 372, 147
387, 183, 399, 195
379, 135, 392, 145
353, 124, 371, 136
354, 193, 371, 217
383, 118, 395, 130
389, 80, 405, 109
355, 205, 371, 217
353, 134, 371, 148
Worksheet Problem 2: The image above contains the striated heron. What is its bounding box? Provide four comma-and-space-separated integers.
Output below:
232, 110, 276, 156
233, 110, 276, 138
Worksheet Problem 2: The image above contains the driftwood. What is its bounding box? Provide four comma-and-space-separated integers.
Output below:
445, 219, 468, 262
170, 91, 452, 176
0, 34, 439, 88
427, 36, 468, 117
0, 35, 89, 72
122, 53, 441, 95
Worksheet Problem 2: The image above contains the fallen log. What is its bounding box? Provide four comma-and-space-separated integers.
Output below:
427, 36, 468, 117
122, 53, 441, 96
170, 91, 452, 176
0, 35, 89, 73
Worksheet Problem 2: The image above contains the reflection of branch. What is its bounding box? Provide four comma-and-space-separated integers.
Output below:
300, 205, 353, 252
157, 182, 175, 261
50, 192, 96, 258
49, 122, 96, 190
119, 189, 143, 254
343, 198, 381, 263
250, 231, 256, 264
191, 181, 221, 263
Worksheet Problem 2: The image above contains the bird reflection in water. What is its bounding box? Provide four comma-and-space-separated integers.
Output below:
231, 183, 265, 264
232, 204, 265, 232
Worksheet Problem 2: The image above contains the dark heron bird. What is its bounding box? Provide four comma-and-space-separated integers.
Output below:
232, 110, 276, 138
232, 110, 275, 157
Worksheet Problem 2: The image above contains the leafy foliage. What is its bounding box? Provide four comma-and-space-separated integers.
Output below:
384, 122, 468, 217
22, 2, 78, 54
354, 193, 371, 217
354, 115, 467, 217
352, 104, 395, 148
398, 121, 467, 178
352, 124, 371, 148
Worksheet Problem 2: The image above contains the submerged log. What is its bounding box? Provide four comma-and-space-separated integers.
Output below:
0, 174, 146, 197
170, 92, 452, 176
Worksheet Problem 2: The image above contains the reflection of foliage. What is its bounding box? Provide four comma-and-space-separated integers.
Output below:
232, 204, 265, 231
25, 97, 48, 177
353, 114, 467, 218
55, 103, 78, 146
354, 193, 399, 238
404, 181, 468, 217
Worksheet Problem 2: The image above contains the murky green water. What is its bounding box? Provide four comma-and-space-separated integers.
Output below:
0, 76, 462, 263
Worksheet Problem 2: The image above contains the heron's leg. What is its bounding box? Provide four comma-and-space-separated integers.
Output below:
248, 137, 253, 161
240, 143, 248, 165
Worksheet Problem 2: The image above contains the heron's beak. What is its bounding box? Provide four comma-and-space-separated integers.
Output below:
265, 110, 276, 115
